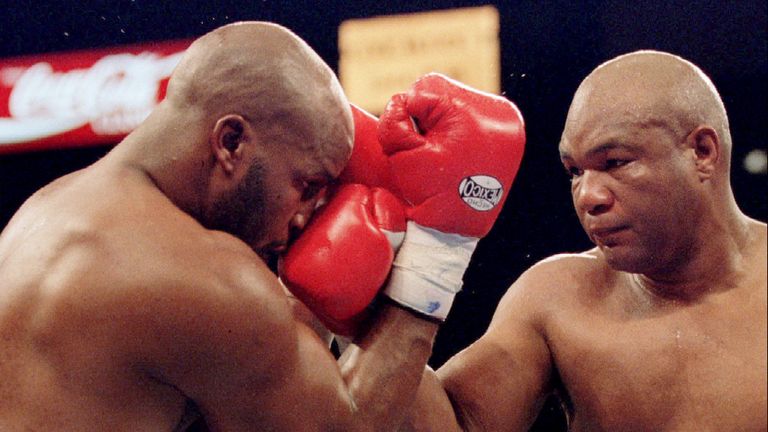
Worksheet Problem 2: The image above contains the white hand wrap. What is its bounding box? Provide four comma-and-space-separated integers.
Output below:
383, 221, 478, 320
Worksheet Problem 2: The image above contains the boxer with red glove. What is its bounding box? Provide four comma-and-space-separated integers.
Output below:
378, 73, 526, 320
279, 105, 406, 336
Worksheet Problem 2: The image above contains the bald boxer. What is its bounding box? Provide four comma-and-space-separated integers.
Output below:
403, 51, 767, 431
0, 22, 442, 431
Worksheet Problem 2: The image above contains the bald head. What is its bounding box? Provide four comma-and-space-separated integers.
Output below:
564, 50, 731, 170
558, 51, 747, 275
166, 21, 353, 156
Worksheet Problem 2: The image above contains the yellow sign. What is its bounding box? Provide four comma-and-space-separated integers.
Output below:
339, 6, 500, 114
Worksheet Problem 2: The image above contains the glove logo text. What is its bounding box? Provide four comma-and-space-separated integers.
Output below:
458, 175, 503, 211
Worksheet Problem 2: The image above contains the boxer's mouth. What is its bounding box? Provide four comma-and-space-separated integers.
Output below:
590, 225, 630, 246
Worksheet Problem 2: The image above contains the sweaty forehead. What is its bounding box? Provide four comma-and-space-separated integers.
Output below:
560, 66, 673, 154
321, 138, 353, 179
283, 94, 352, 176
321, 104, 354, 178
304, 126, 353, 181
560, 85, 633, 155
304, 83, 354, 177
578, 74, 660, 118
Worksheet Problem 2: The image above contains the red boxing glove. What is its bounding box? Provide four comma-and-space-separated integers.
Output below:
379, 73, 525, 238
378, 73, 525, 320
279, 184, 405, 335
279, 105, 406, 336
338, 104, 399, 191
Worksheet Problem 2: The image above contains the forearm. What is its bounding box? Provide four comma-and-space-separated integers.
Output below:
338, 301, 439, 431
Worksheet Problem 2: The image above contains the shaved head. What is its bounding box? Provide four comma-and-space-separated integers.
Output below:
132, 21, 354, 252
166, 21, 353, 156
564, 50, 731, 172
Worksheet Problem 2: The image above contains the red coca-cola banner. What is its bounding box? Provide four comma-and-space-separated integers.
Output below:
0, 39, 192, 154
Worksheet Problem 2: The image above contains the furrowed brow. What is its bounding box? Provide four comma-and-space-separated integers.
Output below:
584, 142, 635, 158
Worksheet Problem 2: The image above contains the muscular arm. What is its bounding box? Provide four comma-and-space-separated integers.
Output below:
280, 277, 336, 347
338, 302, 438, 429
402, 268, 555, 431
131, 241, 437, 432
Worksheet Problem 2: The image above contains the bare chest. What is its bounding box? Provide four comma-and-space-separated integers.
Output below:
547, 287, 767, 431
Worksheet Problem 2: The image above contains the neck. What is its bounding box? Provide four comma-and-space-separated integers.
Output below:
108, 103, 209, 219
635, 195, 752, 301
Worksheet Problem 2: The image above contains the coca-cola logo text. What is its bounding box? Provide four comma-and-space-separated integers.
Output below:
0, 50, 184, 144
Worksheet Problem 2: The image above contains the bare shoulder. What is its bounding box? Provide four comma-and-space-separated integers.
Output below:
508, 249, 608, 300
20, 168, 296, 376
0, 166, 304, 426
76, 220, 300, 401
490, 249, 612, 328
111, 225, 294, 358
526, 250, 604, 282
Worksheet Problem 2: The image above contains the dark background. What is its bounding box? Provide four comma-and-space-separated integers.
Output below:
1, 1, 765, 430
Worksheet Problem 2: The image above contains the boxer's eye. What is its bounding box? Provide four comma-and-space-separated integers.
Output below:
565, 166, 583, 179
301, 182, 324, 201
605, 159, 629, 170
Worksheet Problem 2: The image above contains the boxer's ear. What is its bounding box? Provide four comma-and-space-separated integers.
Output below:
685, 125, 720, 181
211, 114, 252, 175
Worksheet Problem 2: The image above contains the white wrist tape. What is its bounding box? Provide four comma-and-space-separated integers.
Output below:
381, 229, 405, 252
384, 221, 478, 320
